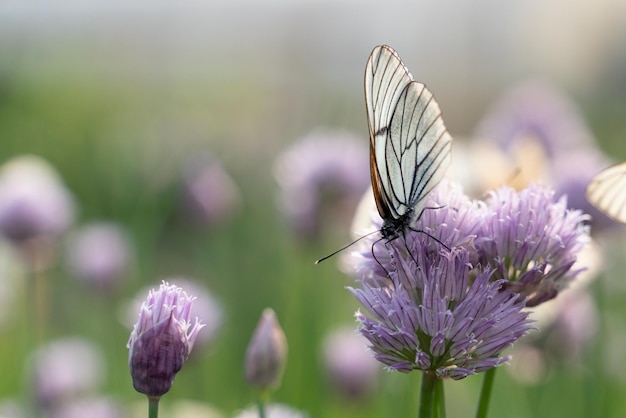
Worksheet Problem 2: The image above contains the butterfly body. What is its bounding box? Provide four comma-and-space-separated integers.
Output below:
379, 210, 414, 240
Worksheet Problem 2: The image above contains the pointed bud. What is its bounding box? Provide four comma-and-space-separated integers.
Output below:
245, 309, 287, 392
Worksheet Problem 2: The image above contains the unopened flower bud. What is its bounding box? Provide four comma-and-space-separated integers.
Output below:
127, 282, 204, 399
245, 309, 287, 392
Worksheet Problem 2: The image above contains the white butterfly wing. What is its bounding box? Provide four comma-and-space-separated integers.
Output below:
586, 161, 626, 224
365, 45, 452, 222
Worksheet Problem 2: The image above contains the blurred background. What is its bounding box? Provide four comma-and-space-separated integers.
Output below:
1, 1, 626, 417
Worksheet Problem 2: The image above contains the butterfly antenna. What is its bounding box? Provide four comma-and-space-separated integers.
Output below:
315, 230, 381, 264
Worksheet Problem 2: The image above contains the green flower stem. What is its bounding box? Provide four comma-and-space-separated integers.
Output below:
257, 399, 266, 418
475, 367, 496, 418
257, 390, 269, 418
148, 396, 160, 418
419, 371, 438, 418
434, 377, 446, 418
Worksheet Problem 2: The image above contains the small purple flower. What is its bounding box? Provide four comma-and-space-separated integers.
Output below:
350, 245, 532, 379
29, 337, 104, 409
321, 327, 380, 400
475, 80, 596, 158
181, 155, 242, 226
507, 286, 598, 384
0, 155, 75, 242
65, 222, 132, 290
274, 131, 369, 240
245, 308, 288, 391
477, 184, 590, 306
472, 80, 613, 229
127, 281, 204, 399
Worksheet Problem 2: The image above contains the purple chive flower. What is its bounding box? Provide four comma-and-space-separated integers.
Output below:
127, 281, 204, 399
65, 222, 132, 290
472, 80, 613, 229
245, 308, 288, 392
273, 130, 369, 240
0, 155, 75, 242
181, 155, 242, 226
507, 286, 598, 384
347, 177, 592, 378
475, 80, 596, 158
351, 247, 532, 379
127, 279, 223, 351
321, 327, 380, 400
477, 184, 590, 306
29, 337, 104, 409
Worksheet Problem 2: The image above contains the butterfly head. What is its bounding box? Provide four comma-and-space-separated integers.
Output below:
379, 209, 414, 241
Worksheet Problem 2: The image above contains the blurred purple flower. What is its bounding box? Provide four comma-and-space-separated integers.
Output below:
475, 80, 596, 157
181, 155, 241, 226
65, 222, 132, 290
472, 80, 613, 228
245, 308, 287, 392
234, 404, 307, 418
274, 131, 369, 240
321, 327, 379, 400
0, 155, 75, 242
477, 184, 590, 306
29, 337, 104, 409
540, 289, 598, 361
508, 287, 598, 384
127, 281, 205, 399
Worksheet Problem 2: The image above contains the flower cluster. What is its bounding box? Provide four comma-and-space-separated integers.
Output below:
477, 184, 589, 306
348, 179, 589, 379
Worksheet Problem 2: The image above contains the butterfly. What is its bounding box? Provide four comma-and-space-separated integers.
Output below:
586, 161, 626, 224
316, 45, 452, 264
366, 44, 452, 241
